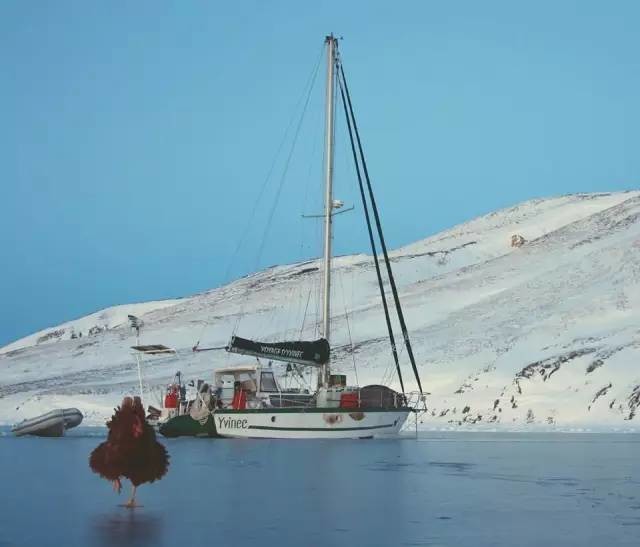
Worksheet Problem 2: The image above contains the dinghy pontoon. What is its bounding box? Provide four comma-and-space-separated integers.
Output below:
11, 408, 83, 437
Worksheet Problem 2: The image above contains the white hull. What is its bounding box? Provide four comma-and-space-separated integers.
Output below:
212, 408, 410, 439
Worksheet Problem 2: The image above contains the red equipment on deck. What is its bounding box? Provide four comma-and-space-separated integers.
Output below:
164, 386, 179, 409
231, 389, 247, 410
339, 392, 360, 408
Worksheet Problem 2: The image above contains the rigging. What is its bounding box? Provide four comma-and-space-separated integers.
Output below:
336, 62, 406, 394
338, 61, 424, 395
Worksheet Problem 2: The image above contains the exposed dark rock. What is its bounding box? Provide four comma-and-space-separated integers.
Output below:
590, 383, 613, 408
77, 341, 98, 350
526, 409, 535, 423
511, 234, 526, 248
454, 380, 476, 394
1, 348, 26, 358
88, 325, 105, 336
586, 359, 604, 374
392, 240, 478, 263
289, 267, 319, 278
517, 348, 597, 382
37, 328, 66, 344
570, 208, 640, 249
546, 366, 561, 381
626, 385, 640, 420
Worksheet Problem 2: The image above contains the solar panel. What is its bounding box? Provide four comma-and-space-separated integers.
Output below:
130, 344, 176, 354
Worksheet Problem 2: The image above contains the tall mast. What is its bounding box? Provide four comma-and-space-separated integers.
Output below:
320, 34, 337, 388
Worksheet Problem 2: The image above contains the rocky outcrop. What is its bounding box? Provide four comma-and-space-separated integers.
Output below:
511, 234, 526, 247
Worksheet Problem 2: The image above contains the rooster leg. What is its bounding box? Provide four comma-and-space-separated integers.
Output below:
124, 484, 138, 508
111, 478, 122, 494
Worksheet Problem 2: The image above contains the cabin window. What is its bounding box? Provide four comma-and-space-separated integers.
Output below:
260, 371, 278, 392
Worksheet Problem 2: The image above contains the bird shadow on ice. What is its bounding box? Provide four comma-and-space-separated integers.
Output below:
90, 510, 162, 547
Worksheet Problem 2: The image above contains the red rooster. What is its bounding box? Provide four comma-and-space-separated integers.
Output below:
89, 396, 169, 507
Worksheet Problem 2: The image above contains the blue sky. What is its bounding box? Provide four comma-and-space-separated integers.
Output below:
1, 1, 639, 346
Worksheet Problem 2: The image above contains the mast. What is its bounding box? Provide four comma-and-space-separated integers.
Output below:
320, 34, 337, 388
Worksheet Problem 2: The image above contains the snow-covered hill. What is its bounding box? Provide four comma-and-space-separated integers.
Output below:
2, 191, 640, 430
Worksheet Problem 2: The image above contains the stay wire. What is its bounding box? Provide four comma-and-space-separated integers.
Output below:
337, 269, 359, 387
299, 285, 313, 339
232, 47, 324, 336
193, 45, 324, 348
336, 65, 405, 394
339, 61, 423, 394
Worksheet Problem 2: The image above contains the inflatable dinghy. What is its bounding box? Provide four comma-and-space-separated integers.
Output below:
11, 408, 83, 437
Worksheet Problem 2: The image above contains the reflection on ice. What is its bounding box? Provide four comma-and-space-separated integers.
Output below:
0, 432, 638, 547
91, 511, 162, 547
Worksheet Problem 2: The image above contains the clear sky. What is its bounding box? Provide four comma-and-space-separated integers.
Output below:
1, 1, 639, 346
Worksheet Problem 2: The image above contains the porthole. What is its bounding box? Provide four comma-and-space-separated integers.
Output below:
271, 416, 276, 423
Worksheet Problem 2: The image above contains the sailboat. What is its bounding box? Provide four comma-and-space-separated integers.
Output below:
160, 35, 425, 439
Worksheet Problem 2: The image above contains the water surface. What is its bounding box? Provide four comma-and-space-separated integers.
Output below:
0, 430, 638, 546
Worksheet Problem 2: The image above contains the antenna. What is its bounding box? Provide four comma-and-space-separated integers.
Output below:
128, 314, 145, 403
128, 314, 143, 345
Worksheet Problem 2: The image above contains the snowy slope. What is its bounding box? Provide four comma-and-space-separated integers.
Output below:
0, 299, 184, 354
2, 191, 639, 429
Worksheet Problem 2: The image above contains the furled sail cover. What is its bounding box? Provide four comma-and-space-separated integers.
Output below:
226, 336, 330, 366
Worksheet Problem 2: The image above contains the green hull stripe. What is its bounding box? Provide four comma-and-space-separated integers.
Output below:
216, 407, 409, 415
247, 423, 396, 432
158, 414, 219, 438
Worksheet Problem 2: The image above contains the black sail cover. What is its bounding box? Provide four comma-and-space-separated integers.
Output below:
227, 336, 330, 366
